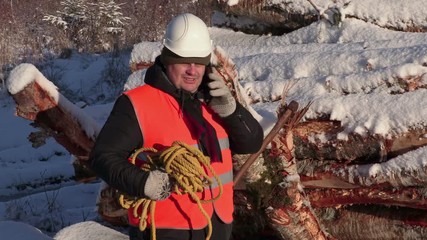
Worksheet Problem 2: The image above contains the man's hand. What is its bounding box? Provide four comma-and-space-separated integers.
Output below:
207, 68, 236, 117
144, 169, 172, 201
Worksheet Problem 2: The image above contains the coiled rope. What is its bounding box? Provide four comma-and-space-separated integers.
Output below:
119, 141, 223, 240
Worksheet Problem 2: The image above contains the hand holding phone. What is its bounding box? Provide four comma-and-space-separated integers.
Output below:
206, 67, 236, 117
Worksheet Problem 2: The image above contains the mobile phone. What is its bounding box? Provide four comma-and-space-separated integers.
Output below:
201, 66, 213, 103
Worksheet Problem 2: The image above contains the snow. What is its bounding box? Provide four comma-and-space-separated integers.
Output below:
2, 1, 427, 238
0, 221, 52, 240
342, 145, 427, 187
54, 221, 128, 240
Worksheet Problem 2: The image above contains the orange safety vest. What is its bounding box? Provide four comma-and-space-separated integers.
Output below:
125, 84, 234, 230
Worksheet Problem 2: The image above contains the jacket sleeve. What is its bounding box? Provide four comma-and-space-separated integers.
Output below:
220, 102, 264, 154
89, 94, 149, 197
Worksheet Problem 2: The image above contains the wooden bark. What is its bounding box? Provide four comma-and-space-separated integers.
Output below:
317, 206, 427, 239
234, 108, 427, 239
234, 188, 427, 240
260, 101, 333, 240
307, 187, 427, 210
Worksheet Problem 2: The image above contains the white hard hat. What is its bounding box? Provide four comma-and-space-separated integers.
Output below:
163, 13, 213, 58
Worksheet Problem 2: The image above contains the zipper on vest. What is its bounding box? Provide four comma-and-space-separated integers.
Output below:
179, 90, 184, 118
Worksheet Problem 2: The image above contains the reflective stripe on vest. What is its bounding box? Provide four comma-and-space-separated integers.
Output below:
192, 137, 230, 153
125, 85, 234, 229
208, 170, 233, 189
193, 137, 233, 188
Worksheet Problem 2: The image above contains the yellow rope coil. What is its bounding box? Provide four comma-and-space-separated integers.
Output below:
119, 141, 223, 240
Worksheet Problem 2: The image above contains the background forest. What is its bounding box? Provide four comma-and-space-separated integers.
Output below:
0, 0, 214, 77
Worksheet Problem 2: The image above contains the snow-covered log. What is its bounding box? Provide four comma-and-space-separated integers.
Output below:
6, 63, 100, 180
293, 121, 427, 163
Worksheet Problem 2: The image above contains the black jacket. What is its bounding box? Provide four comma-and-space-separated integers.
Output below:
89, 58, 263, 197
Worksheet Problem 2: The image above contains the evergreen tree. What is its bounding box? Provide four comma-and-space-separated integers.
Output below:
96, 0, 130, 51
43, 0, 130, 52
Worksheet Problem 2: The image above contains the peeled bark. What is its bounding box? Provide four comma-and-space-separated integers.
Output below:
260, 101, 334, 240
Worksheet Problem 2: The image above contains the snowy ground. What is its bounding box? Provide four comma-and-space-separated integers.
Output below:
1, 1, 427, 239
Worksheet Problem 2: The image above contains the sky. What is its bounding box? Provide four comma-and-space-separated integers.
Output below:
2, 0, 427, 239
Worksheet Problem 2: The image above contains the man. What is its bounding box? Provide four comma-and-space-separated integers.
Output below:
89, 13, 263, 240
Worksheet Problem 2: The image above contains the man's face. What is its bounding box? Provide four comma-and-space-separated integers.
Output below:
165, 63, 206, 93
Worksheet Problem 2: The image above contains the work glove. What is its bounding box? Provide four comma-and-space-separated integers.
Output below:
144, 169, 172, 201
207, 68, 236, 117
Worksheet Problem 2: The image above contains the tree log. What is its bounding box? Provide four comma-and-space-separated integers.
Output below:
12, 81, 94, 160
234, 187, 427, 240
307, 187, 427, 210
8, 64, 98, 180
317, 205, 427, 239
293, 120, 427, 163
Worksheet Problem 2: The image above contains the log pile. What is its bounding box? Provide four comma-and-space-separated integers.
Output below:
232, 117, 427, 239
7, 49, 427, 240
